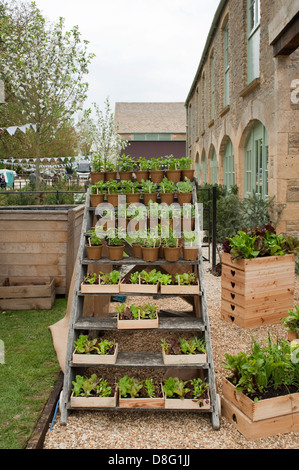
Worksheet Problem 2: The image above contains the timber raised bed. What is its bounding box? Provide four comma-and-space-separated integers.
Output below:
221, 252, 295, 328
0, 276, 55, 310
221, 377, 299, 440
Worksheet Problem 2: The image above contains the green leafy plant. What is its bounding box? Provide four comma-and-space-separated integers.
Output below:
139, 269, 162, 285
118, 153, 134, 172
282, 305, 299, 335
72, 374, 113, 398
148, 157, 165, 170
137, 156, 150, 171
160, 177, 176, 193
183, 230, 200, 247
74, 335, 115, 355
175, 272, 197, 286
222, 335, 299, 401
83, 273, 98, 284
87, 228, 103, 246
163, 377, 190, 399
106, 227, 126, 246
116, 303, 139, 320
91, 154, 104, 172
161, 336, 206, 355
139, 303, 158, 319
166, 156, 178, 170
178, 157, 192, 170
117, 375, 143, 398
105, 161, 116, 172
121, 180, 140, 194
190, 378, 210, 406
105, 180, 120, 194
99, 270, 121, 285
176, 178, 193, 193
159, 273, 173, 285
90, 180, 106, 194
141, 179, 158, 194
141, 231, 160, 248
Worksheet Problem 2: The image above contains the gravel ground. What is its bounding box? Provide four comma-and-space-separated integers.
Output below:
43, 262, 299, 450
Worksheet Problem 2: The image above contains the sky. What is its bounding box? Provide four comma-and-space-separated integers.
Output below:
34, 0, 220, 113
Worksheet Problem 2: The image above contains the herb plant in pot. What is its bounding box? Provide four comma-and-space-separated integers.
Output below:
141, 179, 158, 205
90, 154, 105, 183
136, 157, 149, 183
159, 177, 176, 205
176, 178, 193, 205
141, 231, 160, 262
121, 180, 140, 204
118, 153, 134, 181
105, 180, 120, 207
104, 160, 117, 181
166, 156, 181, 183
178, 157, 194, 181
86, 228, 103, 260
106, 227, 126, 261
182, 230, 199, 261
89, 180, 106, 207
161, 231, 180, 262
148, 157, 165, 183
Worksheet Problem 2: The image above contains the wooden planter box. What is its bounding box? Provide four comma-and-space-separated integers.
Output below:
119, 278, 159, 294
221, 377, 299, 440
119, 385, 164, 408
221, 252, 295, 328
70, 390, 117, 408
72, 343, 118, 365
162, 348, 207, 365
160, 279, 200, 295
163, 391, 211, 410
81, 278, 120, 294
0, 276, 55, 310
117, 312, 159, 330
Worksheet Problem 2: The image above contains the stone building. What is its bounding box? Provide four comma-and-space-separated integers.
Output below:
115, 102, 186, 159
185, 0, 299, 234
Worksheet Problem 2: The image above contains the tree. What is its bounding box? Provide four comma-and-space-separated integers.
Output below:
0, 0, 95, 187
87, 97, 128, 166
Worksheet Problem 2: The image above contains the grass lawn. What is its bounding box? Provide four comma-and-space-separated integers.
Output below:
0, 298, 66, 449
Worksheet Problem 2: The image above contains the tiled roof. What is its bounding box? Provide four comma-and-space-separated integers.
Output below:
115, 102, 186, 134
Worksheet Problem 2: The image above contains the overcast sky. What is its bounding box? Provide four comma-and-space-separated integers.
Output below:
34, 0, 220, 112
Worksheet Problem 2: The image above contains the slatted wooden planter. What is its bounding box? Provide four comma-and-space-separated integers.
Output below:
0, 276, 55, 310
162, 348, 207, 365
221, 252, 295, 328
117, 312, 159, 330
70, 390, 117, 408
221, 377, 299, 440
72, 344, 119, 365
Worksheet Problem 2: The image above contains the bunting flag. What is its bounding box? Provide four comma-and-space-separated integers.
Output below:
0, 123, 37, 135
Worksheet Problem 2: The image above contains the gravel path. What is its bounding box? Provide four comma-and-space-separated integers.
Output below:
43, 263, 299, 450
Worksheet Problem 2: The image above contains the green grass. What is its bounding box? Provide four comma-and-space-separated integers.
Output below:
0, 298, 66, 449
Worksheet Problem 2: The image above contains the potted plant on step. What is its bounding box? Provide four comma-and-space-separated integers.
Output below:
72, 335, 118, 364
71, 374, 117, 408
176, 178, 193, 205
161, 336, 207, 364
121, 180, 140, 204
148, 157, 165, 183
118, 153, 134, 181
105, 180, 121, 207
89, 180, 106, 207
162, 376, 210, 409
178, 157, 194, 181
182, 230, 200, 261
161, 225, 180, 262
86, 228, 103, 260
90, 154, 105, 184
136, 157, 150, 183
141, 179, 158, 205
104, 160, 117, 181
159, 177, 176, 205
141, 231, 160, 262
106, 227, 126, 260
166, 156, 181, 183
221, 335, 299, 439
118, 375, 164, 408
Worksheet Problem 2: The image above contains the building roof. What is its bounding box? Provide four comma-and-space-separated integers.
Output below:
115, 102, 186, 134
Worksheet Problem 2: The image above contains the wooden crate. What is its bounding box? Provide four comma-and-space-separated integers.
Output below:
72, 344, 118, 365
221, 378, 299, 439
70, 391, 117, 408
162, 348, 207, 365
117, 313, 159, 330
221, 252, 295, 328
0, 276, 55, 310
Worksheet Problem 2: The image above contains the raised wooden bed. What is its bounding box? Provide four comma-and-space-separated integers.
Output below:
0, 276, 55, 310
221, 377, 299, 439
221, 252, 295, 328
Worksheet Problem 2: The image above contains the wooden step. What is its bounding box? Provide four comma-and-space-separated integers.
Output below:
74, 316, 205, 331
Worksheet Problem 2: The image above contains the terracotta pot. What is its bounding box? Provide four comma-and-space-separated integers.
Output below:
142, 246, 159, 262
160, 193, 175, 205
90, 172, 105, 184
183, 247, 198, 261
107, 193, 119, 207
86, 244, 103, 260
150, 170, 164, 183
126, 193, 140, 204
132, 244, 143, 259
143, 192, 158, 205
163, 246, 180, 262
182, 169, 195, 181
178, 192, 192, 205
104, 171, 117, 182
166, 169, 181, 183
119, 171, 133, 181
181, 217, 195, 230
90, 193, 105, 207
107, 245, 125, 261
135, 170, 149, 183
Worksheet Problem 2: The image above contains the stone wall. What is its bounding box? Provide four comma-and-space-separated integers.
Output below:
186, 0, 299, 234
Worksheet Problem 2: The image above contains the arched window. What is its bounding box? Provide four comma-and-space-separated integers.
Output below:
223, 140, 235, 189
210, 149, 218, 185
244, 121, 268, 198
201, 152, 208, 184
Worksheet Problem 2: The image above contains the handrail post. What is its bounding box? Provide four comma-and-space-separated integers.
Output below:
212, 185, 217, 271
